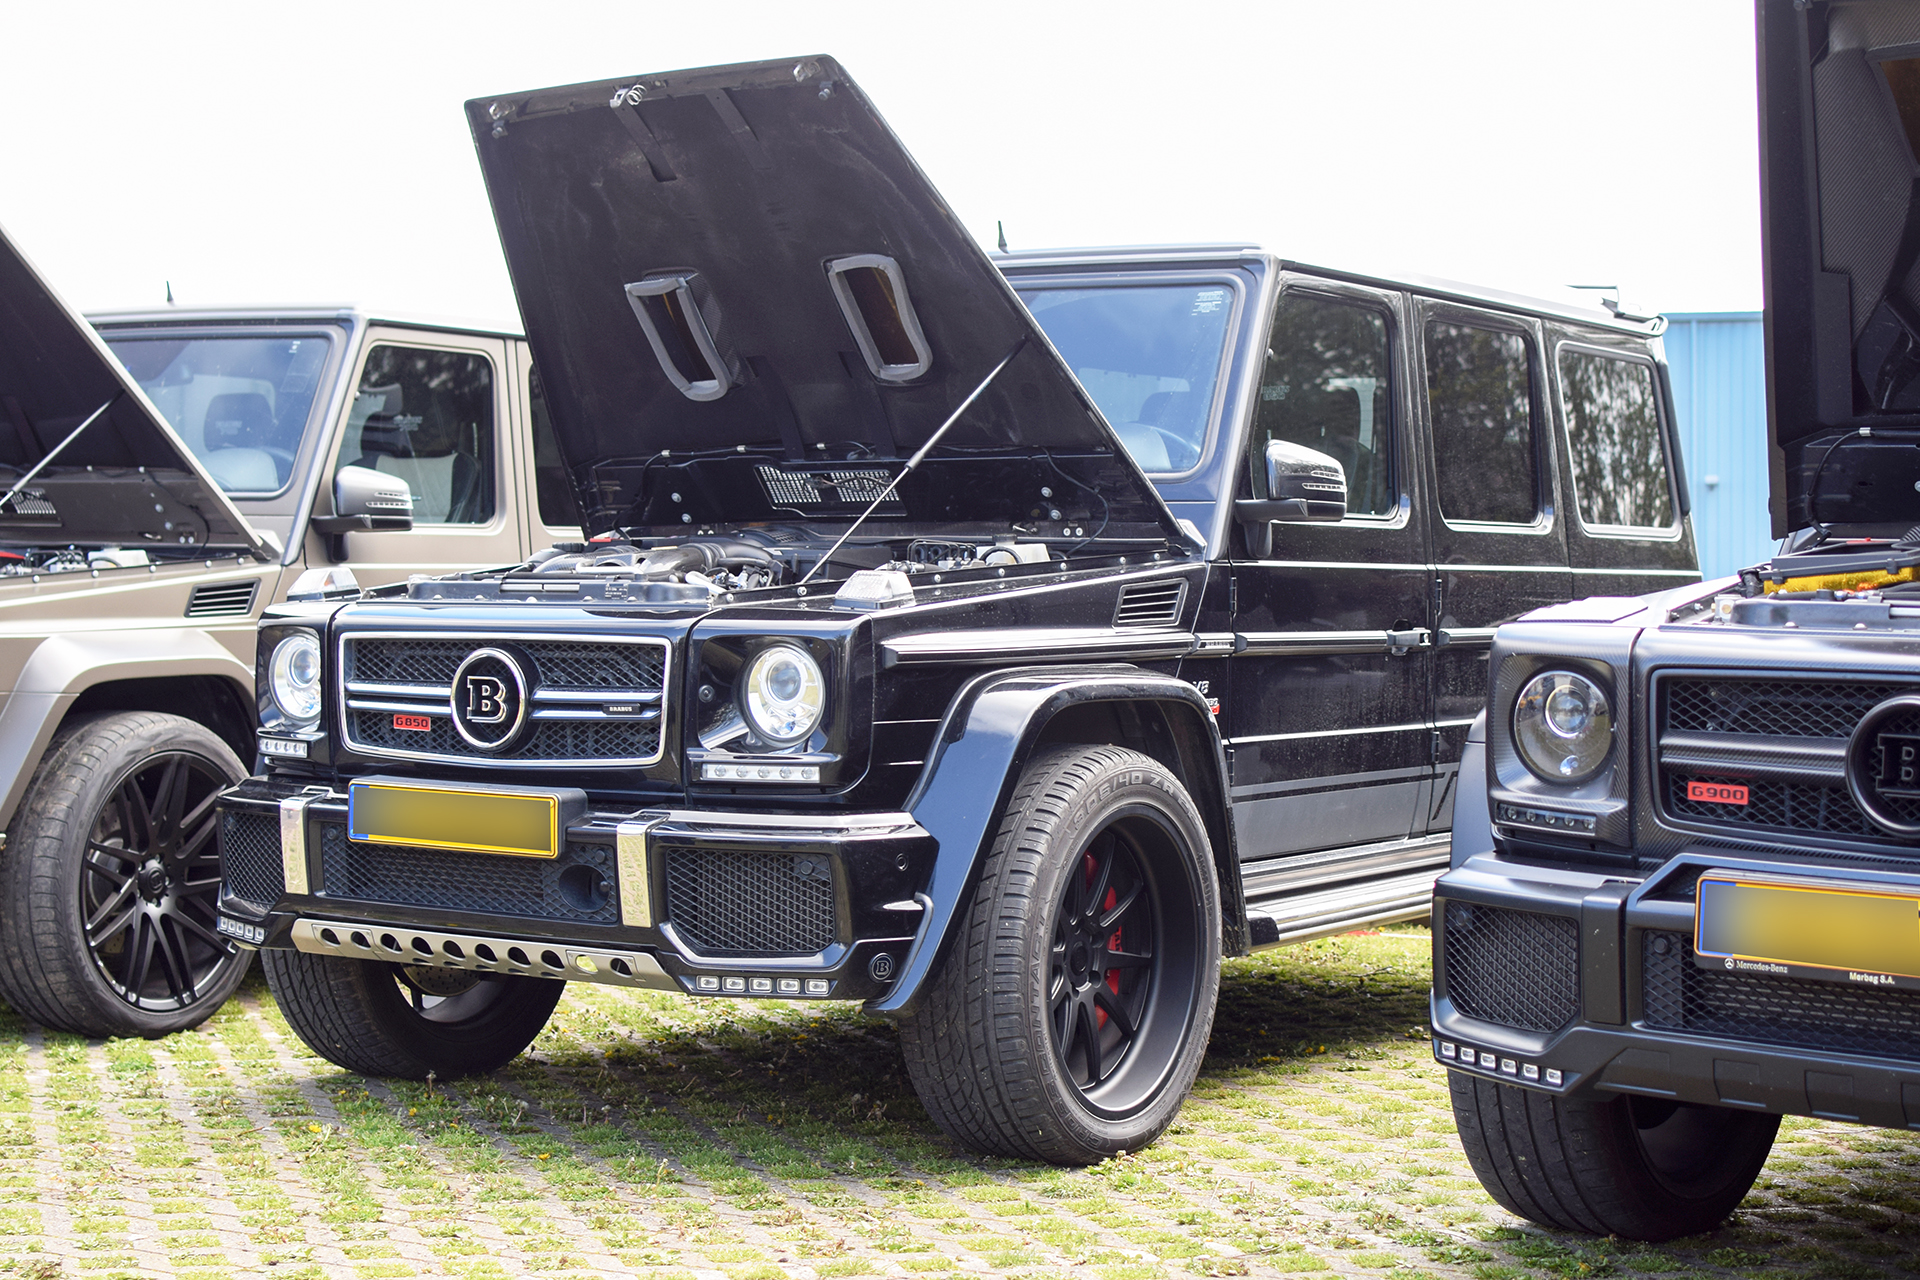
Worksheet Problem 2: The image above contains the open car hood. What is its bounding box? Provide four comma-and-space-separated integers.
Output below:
1761, 0, 1920, 535
0, 224, 268, 556
465, 58, 1183, 543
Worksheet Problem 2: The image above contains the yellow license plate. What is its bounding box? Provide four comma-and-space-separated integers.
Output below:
1695, 870, 1920, 981
348, 780, 563, 858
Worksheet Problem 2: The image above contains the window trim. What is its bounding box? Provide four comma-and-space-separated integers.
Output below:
1011, 269, 1244, 483
1554, 340, 1684, 541
101, 326, 342, 501
335, 337, 506, 531
1255, 283, 1407, 528
1422, 307, 1552, 535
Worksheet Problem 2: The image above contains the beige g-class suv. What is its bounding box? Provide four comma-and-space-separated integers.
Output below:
0, 222, 579, 1037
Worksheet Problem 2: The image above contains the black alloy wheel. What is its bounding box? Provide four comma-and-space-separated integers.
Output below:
0, 712, 252, 1037
899, 745, 1221, 1163
1048, 823, 1189, 1113
81, 748, 238, 1012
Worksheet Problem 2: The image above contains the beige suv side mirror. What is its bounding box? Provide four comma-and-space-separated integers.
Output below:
311, 465, 413, 561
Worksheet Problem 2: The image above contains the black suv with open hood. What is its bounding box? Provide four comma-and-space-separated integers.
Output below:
218, 57, 1691, 1163
1434, 0, 1920, 1241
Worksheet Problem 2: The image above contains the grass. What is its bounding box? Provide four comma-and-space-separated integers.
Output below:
0, 927, 1917, 1278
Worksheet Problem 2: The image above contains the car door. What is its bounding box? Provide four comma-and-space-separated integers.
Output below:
1414, 299, 1572, 834
305, 329, 525, 585
1225, 277, 1435, 861
1550, 326, 1698, 596
509, 346, 585, 550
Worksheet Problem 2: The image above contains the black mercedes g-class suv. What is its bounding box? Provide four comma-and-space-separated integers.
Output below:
1434, 0, 1920, 1241
217, 57, 1692, 1163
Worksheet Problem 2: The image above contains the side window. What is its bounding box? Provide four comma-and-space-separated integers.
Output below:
1559, 350, 1673, 530
337, 345, 495, 525
1251, 294, 1394, 517
527, 365, 583, 528
1426, 320, 1538, 525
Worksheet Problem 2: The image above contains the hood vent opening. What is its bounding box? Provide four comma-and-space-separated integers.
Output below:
1114, 579, 1187, 629
827, 255, 932, 382
186, 579, 260, 618
624, 274, 732, 402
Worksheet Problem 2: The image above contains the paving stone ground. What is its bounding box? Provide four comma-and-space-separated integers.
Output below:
0, 928, 1916, 1280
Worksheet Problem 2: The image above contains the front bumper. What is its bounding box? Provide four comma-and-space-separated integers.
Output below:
215, 776, 932, 1004
1433, 847, 1920, 1130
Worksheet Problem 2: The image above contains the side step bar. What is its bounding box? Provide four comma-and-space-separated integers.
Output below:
1243, 864, 1442, 949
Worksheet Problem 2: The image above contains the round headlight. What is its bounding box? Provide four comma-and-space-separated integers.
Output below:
741, 645, 824, 746
269, 633, 323, 726
1513, 670, 1613, 783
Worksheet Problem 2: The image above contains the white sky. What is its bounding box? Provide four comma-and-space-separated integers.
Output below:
2, 0, 1761, 324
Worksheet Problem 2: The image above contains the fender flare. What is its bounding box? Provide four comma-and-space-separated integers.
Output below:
0, 630, 254, 830
868, 663, 1238, 1016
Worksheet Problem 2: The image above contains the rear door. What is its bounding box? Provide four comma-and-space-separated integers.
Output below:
1225, 276, 1434, 859
508, 345, 585, 550
1550, 326, 1698, 595
305, 328, 524, 585
1414, 299, 1571, 833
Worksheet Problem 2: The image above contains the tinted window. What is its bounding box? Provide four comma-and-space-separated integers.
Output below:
107, 335, 331, 494
1251, 294, 1394, 517
1560, 350, 1672, 529
527, 365, 581, 528
336, 346, 495, 524
1017, 283, 1234, 473
1426, 321, 1537, 525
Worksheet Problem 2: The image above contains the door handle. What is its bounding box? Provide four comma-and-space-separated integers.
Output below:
1386, 627, 1432, 655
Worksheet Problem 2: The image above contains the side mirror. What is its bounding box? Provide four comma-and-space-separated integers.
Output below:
1233, 441, 1348, 557
310, 466, 413, 561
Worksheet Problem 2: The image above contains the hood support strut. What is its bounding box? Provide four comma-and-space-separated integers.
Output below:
798, 336, 1027, 585
0, 392, 117, 515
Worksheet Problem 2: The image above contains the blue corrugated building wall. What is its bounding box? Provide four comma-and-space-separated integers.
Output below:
1660, 312, 1773, 579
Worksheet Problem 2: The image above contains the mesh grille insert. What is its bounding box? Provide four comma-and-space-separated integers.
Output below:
1662, 677, 1912, 739
1442, 902, 1580, 1033
219, 809, 283, 910
347, 711, 660, 763
1642, 931, 1920, 1062
319, 826, 619, 924
662, 847, 835, 956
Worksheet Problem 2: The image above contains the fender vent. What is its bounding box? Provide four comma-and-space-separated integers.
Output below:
1114, 579, 1186, 628
186, 579, 260, 618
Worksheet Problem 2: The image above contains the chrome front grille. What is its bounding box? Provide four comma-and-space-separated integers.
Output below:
338, 632, 669, 767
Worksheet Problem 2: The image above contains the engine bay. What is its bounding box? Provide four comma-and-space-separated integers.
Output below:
404, 529, 1065, 605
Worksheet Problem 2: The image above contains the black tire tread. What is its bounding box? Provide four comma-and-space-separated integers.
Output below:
1450, 1070, 1776, 1240
899, 744, 1217, 1164
0, 711, 248, 1037
261, 948, 432, 1078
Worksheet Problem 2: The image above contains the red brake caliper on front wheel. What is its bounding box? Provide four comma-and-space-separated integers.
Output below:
1084, 852, 1121, 1027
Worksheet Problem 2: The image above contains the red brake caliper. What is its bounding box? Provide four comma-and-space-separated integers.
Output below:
1084, 852, 1121, 1027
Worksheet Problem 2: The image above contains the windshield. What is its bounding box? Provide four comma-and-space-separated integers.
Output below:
1018, 283, 1235, 473
105, 335, 333, 495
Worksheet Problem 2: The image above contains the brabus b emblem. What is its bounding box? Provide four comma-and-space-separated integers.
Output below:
1877, 733, 1920, 798
449, 648, 529, 751
1844, 695, 1920, 837
464, 675, 508, 724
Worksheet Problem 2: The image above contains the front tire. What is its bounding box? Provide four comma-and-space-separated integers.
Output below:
898, 744, 1221, 1164
262, 948, 564, 1079
1450, 1071, 1779, 1240
0, 712, 251, 1037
